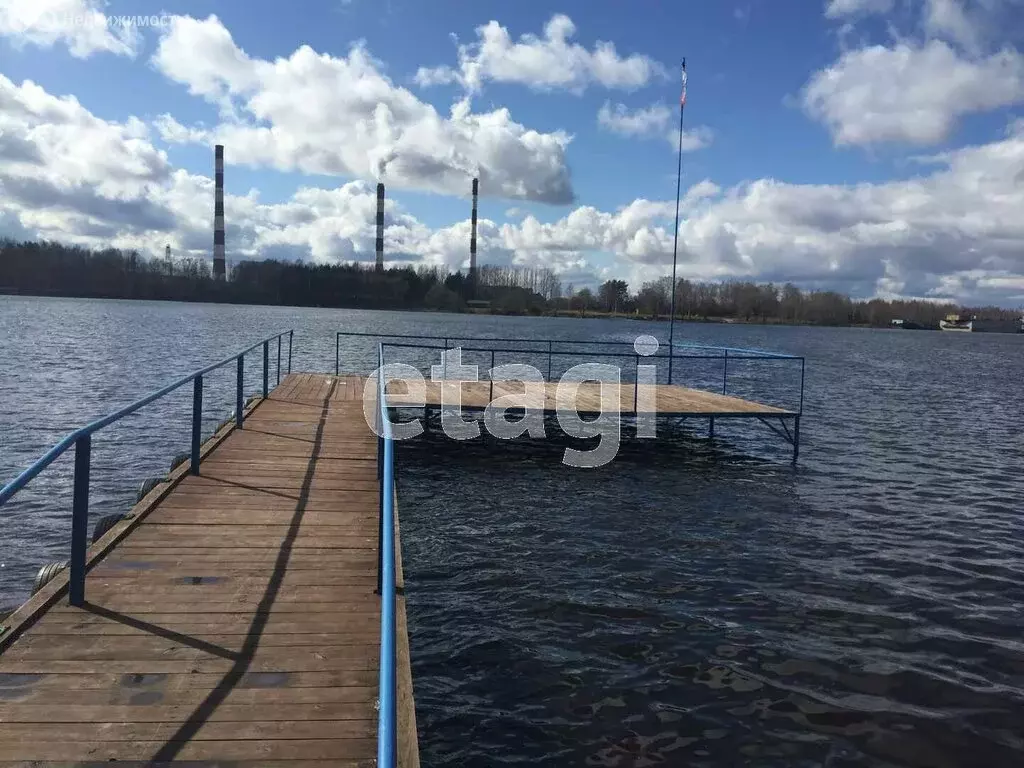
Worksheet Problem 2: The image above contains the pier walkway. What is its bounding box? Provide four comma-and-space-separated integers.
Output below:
0, 372, 417, 766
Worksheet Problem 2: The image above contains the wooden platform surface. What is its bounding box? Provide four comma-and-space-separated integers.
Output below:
386, 379, 792, 415
0, 373, 398, 766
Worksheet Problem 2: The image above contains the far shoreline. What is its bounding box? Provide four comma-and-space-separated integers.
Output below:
4, 290, 1022, 333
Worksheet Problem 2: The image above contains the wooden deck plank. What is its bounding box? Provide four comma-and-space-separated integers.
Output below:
0, 761, 366, 768
0, 684, 376, 707
0, 762, 364, 768
0, 738, 376, 762
0, 669, 375, 693
0, 719, 375, 740
0, 375, 389, 765
0, 702, 374, 722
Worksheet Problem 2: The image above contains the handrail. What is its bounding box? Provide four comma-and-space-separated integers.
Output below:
378, 340, 800, 361
376, 343, 397, 767
0, 329, 294, 605
335, 330, 799, 363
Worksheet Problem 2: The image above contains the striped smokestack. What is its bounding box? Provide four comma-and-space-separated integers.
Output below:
470, 177, 478, 288
213, 145, 225, 280
375, 183, 385, 272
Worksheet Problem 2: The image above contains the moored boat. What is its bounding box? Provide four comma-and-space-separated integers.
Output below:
939, 313, 973, 332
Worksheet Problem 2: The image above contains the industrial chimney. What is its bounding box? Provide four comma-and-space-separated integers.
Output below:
213, 145, 226, 280
470, 177, 478, 292
375, 183, 385, 272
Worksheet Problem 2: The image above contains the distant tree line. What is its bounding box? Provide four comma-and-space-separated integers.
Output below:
0, 239, 1017, 327
0, 239, 559, 314
568, 276, 1019, 327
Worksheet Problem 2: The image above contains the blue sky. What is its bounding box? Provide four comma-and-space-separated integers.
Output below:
1, 1, 920, 212
1, 0, 1024, 305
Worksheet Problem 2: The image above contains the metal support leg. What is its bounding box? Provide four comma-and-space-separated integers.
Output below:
262, 341, 269, 398
190, 376, 203, 475
69, 435, 91, 607
335, 334, 340, 376
277, 336, 282, 386
722, 350, 729, 394
288, 330, 293, 373
792, 416, 800, 464
236, 355, 244, 428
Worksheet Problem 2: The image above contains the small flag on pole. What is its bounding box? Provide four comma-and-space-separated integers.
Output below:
680, 60, 688, 106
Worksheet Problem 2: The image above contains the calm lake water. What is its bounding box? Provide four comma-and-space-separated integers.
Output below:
2, 296, 1023, 767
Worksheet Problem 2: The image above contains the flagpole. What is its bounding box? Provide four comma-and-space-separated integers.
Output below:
667, 58, 686, 385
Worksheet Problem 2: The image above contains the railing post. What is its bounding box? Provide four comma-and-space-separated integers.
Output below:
69, 434, 91, 607
335, 334, 340, 376
489, 350, 495, 402
263, 341, 269, 397
277, 335, 282, 386
634, 354, 639, 413
722, 349, 729, 395
288, 330, 293, 373
668, 350, 674, 385
236, 355, 244, 429
792, 416, 800, 464
547, 340, 553, 381
799, 358, 805, 414
190, 375, 203, 475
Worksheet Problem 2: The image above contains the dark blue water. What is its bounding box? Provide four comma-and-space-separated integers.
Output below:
395, 322, 1024, 766
2, 296, 1023, 766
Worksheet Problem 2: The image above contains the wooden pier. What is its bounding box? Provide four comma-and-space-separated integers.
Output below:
0, 332, 806, 765
0, 373, 418, 766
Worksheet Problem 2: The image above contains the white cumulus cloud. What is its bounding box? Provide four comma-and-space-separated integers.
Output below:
923, 0, 984, 52
414, 14, 665, 94
802, 39, 1024, 146
597, 102, 713, 151
597, 102, 671, 136
150, 15, 574, 204
824, 0, 894, 18
0, 0, 140, 57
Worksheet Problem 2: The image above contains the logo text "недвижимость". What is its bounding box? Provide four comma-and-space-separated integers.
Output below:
33, 13, 172, 29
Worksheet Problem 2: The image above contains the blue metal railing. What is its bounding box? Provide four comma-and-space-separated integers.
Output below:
376, 343, 397, 768
335, 331, 801, 402
0, 330, 294, 606
337, 332, 798, 372
374, 339, 805, 415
